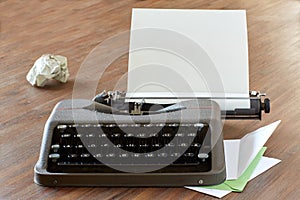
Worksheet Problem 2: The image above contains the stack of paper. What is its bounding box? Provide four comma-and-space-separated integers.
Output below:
185, 120, 281, 198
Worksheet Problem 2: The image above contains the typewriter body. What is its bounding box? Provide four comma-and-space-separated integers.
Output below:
34, 91, 269, 187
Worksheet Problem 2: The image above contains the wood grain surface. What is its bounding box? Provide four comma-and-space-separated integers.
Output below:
1, 0, 299, 199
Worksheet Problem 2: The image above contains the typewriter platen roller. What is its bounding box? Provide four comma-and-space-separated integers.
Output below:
34, 91, 269, 187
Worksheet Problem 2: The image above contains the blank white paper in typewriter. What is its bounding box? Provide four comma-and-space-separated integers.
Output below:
127, 9, 250, 110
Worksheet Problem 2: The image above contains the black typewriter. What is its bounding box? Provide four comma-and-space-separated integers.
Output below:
34, 91, 269, 187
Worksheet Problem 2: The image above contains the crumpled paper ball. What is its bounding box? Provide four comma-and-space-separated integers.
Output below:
26, 54, 69, 87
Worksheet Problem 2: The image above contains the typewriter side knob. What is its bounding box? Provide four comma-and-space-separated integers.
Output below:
263, 98, 270, 113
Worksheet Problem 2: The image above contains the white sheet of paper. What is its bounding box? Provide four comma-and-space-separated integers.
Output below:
185, 120, 281, 198
127, 9, 250, 110
185, 156, 281, 198
225, 120, 281, 179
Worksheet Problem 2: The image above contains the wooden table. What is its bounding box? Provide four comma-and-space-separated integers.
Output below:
1, 0, 299, 199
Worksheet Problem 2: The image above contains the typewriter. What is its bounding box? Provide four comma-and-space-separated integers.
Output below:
34, 91, 269, 187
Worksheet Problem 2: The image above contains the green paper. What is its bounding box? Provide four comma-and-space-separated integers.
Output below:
202, 147, 267, 192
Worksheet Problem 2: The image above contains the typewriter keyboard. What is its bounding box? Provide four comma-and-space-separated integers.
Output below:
47, 123, 212, 173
